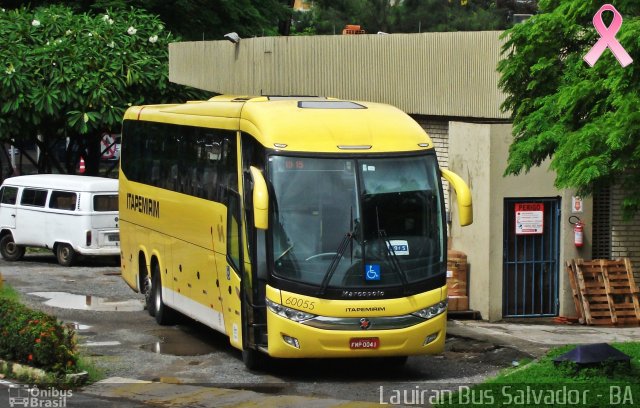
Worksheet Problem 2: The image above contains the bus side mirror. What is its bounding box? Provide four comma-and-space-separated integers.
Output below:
249, 166, 269, 230
441, 168, 473, 226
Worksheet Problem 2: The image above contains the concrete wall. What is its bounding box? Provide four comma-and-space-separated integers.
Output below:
448, 122, 593, 320
169, 31, 508, 119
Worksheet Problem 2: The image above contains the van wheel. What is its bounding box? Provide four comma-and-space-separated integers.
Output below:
0, 235, 25, 261
56, 244, 76, 266
152, 264, 175, 325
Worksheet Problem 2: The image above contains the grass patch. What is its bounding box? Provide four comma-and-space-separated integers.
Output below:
0, 284, 20, 301
437, 342, 640, 407
75, 355, 105, 384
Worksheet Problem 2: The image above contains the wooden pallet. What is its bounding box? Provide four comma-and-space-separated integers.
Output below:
566, 259, 640, 326
565, 261, 585, 324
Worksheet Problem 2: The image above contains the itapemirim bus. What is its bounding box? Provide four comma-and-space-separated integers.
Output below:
119, 95, 472, 368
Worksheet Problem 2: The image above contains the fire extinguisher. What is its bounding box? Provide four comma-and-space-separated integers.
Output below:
574, 220, 584, 248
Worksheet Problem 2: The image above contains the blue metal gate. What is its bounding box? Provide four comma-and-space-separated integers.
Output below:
503, 198, 560, 317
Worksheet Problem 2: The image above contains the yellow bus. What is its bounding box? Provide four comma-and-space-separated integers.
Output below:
119, 96, 472, 368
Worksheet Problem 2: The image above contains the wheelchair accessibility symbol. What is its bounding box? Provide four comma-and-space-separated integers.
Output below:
365, 264, 381, 281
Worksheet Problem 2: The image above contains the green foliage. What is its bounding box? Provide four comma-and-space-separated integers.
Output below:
0, 5, 209, 175
0, 283, 20, 302
76, 355, 105, 383
0, 297, 77, 375
0, 1, 293, 40
437, 342, 640, 407
498, 0, 640, 216
301, 0, 507, 35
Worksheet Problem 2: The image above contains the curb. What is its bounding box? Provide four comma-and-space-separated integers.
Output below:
84, 379, 382, 408
0, 358, 88, 385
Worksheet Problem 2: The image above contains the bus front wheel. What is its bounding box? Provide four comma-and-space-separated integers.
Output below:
242, 348, 264, 371
0, 234, 25, 262
152, 264, 174, 325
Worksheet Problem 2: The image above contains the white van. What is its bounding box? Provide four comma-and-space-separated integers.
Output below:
0, 175, 119, 266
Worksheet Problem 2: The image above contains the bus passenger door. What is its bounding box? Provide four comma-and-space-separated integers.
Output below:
217, 193, 243, 350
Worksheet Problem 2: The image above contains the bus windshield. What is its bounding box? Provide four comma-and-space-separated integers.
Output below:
268, 154, 444, 291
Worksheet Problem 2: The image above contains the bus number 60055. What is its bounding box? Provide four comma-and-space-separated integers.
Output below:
285, 297, 315, 311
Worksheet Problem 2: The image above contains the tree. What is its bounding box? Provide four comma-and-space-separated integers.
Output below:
303, 0, 507, 35
497, 0, 640, 216
0, 0, 293, 40
0, 5, 210, 176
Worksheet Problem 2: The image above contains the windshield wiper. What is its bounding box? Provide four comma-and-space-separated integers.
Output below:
375, 206, 409, 290
319, 206, 356, 295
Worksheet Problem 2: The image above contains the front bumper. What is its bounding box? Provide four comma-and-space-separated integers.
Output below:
266, 309, 446, 358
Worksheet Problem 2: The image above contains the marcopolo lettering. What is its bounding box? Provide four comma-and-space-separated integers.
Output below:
342, 290, 385, 298
126, 193, 160, 218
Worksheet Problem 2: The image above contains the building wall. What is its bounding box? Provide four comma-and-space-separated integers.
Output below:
413, 117, 449, 209
448, 122, 493, 318
610, 185, 640, 283
169, 31, 508, 119
448, 122, 591, 320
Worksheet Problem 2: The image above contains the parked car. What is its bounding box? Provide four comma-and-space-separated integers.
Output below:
0, 174, 119, 266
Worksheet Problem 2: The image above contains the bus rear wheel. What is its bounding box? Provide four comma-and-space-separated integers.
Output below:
56, 243, 76, 266
0, 234, 25, 261
143, 272, 155, 317
152, 264, 175, 325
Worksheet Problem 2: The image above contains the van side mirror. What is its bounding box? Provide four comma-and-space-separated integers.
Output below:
441, 168, 473, 226
249, 166, 269, 230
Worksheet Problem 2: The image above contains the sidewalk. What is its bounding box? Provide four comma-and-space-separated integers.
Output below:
82, 378, 382, 408
447, 319, 640, 358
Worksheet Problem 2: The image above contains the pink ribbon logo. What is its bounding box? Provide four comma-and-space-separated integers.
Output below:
583, 4, 633, 67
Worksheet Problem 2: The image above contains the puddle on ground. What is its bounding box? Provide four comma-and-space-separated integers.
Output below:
141, 327, 221, 356
29, 292, 144, 312
71, 322, 92, 330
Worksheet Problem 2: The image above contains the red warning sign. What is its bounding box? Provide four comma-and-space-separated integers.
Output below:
515, 203, 544, 235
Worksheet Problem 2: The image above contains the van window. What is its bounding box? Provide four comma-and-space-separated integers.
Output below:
0, 186, 18, 205
94, 194, 118, 211
49, 191, 77, 211
21, 188, 48, 207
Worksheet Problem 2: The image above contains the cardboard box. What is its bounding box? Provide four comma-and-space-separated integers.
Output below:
448, 295, 469, 311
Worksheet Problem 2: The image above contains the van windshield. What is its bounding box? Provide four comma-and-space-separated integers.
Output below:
94, 195, 118, 211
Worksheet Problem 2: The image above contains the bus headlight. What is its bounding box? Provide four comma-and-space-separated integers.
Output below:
411, 300, 448, 320
266, 298, 316, 322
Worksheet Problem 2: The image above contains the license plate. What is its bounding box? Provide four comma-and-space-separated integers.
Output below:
108, 233, 119, 242
349, 337, 380, 349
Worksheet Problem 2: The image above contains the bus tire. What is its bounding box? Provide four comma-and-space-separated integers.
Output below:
242, 348, 264, 371
152, 264, 174, 325
143, 271, 155, 317
56, 243, 76, 266
0, 234, 25, 262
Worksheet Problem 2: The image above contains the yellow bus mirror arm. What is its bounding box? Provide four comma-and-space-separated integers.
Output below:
250, 166, 269, 230
441, 168, 473, 226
